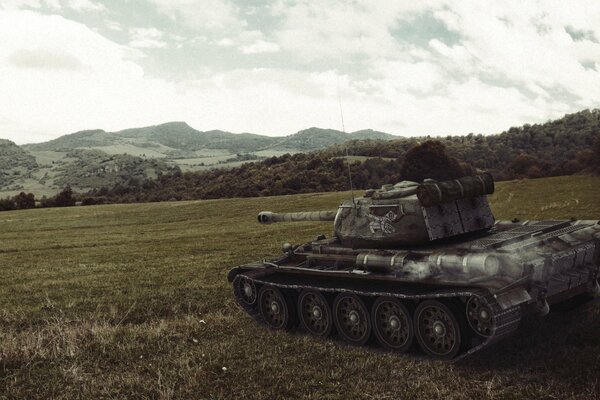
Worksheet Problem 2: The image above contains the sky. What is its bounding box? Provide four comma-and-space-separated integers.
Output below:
1, 1, 600, 144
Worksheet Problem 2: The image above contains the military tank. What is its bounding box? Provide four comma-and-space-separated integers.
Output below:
227, 174, 600, 359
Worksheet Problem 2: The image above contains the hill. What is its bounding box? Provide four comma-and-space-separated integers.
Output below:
24, 122, 394, 156
2, 109, 599, 198
1, 175, 599, 399
24, 129, 124, 150
268, 127, 395, 150
52, 149, 169, 190
114, 122, 275, 154
12, 123, 395, 193
0, 139, 38, 189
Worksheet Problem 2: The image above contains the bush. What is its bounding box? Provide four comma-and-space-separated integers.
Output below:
399, 140, 468, 182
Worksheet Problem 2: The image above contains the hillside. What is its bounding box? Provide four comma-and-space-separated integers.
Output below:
25, 122, 394, 156
325, 109, 600, 179
2, 109, 599, 199
24, 129, 124, 150
53, 149, 169, 190
1, 176, 599, 399
0, 146, 172, 198
269, 127, 395, 150
0, 139, 38, 189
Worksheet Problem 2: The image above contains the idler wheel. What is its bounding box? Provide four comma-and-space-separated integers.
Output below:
298, 290, 333, 338
372, 297, 414, 352
236, 276, 257, 305
333, 293, 371, 345
258, 286, 294, 330
414, 300, 464, 359
466, 296, 494, 337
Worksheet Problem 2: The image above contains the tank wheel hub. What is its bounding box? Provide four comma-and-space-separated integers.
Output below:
433, 321, 447, 337
243, 283, 254, 298
389, 315, 400, 330
349, 310, 360, 325
270, 301, 280, 314
312, 306, 323, 320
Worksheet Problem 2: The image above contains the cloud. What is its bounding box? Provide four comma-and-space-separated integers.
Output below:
0, 0, 42, 10
0, 10, 179, 143
0, 0, 105, 12
149, 0, 246, 32
9, 47, 83, 70
270, 1, 438, 61
240, 39, 280, 54
216, 37, 235, 47
66, 0, 105, 12
129, 27, 168, 49
431, 0, 600, 106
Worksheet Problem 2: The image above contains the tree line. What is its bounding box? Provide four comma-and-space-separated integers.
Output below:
0, 187, 75, 211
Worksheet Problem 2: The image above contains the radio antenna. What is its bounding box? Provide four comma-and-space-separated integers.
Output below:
337, 83, 356, 208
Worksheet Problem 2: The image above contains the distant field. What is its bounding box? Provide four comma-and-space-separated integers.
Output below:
0, 175, 599, 399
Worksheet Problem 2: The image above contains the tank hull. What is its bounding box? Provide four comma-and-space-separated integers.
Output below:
229, 219, 600, 359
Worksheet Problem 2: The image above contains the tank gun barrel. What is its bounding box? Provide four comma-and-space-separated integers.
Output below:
258, 211, 337, 224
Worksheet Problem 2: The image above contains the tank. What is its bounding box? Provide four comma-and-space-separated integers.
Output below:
228, 174, 600, 359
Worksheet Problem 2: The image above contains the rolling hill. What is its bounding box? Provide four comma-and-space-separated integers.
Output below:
3, 123, 398, 197
24, 122, 393, 155
1, 109, 598, 198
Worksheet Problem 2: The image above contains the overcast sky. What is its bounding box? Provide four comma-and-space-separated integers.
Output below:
1, 0, 600, 144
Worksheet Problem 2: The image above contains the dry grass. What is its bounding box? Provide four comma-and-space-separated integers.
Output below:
1, 175, 599, 399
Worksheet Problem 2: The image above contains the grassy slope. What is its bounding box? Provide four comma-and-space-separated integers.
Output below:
0, 175, 599, 400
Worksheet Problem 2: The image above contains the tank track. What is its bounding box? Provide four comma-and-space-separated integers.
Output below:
232, 271, 521, 361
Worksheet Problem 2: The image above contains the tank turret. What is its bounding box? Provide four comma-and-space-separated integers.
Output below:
258, 173, 496, 247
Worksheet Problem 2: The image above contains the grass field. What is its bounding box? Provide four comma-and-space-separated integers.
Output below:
1, 175, 599, 399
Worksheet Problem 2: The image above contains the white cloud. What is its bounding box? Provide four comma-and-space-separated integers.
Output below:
149, 0, 246, 32
0, 0, 42, 10
67, 0, 105, 12
106, 20, 123, 31
271, 1, 439, 61
216, 37, 235, 47
9, 47, 83, 70
431, 0, 600, 106
129, 27, 168, 49
240, 40, 280, 54
0, 0, 105, 12
0, 10, 180, 143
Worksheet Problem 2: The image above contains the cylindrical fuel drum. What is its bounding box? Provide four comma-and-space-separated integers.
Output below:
416, 173, 494, 207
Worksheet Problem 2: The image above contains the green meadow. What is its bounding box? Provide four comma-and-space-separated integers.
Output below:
1, 175, 599, 399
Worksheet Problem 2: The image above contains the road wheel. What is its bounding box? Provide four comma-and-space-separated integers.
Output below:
414, 300, 464, 359
235, 276, 257, 306
333, 293, 371, 345
372, 297, 413, 352
298, 290, 333, 338
258, 286, 294, 330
